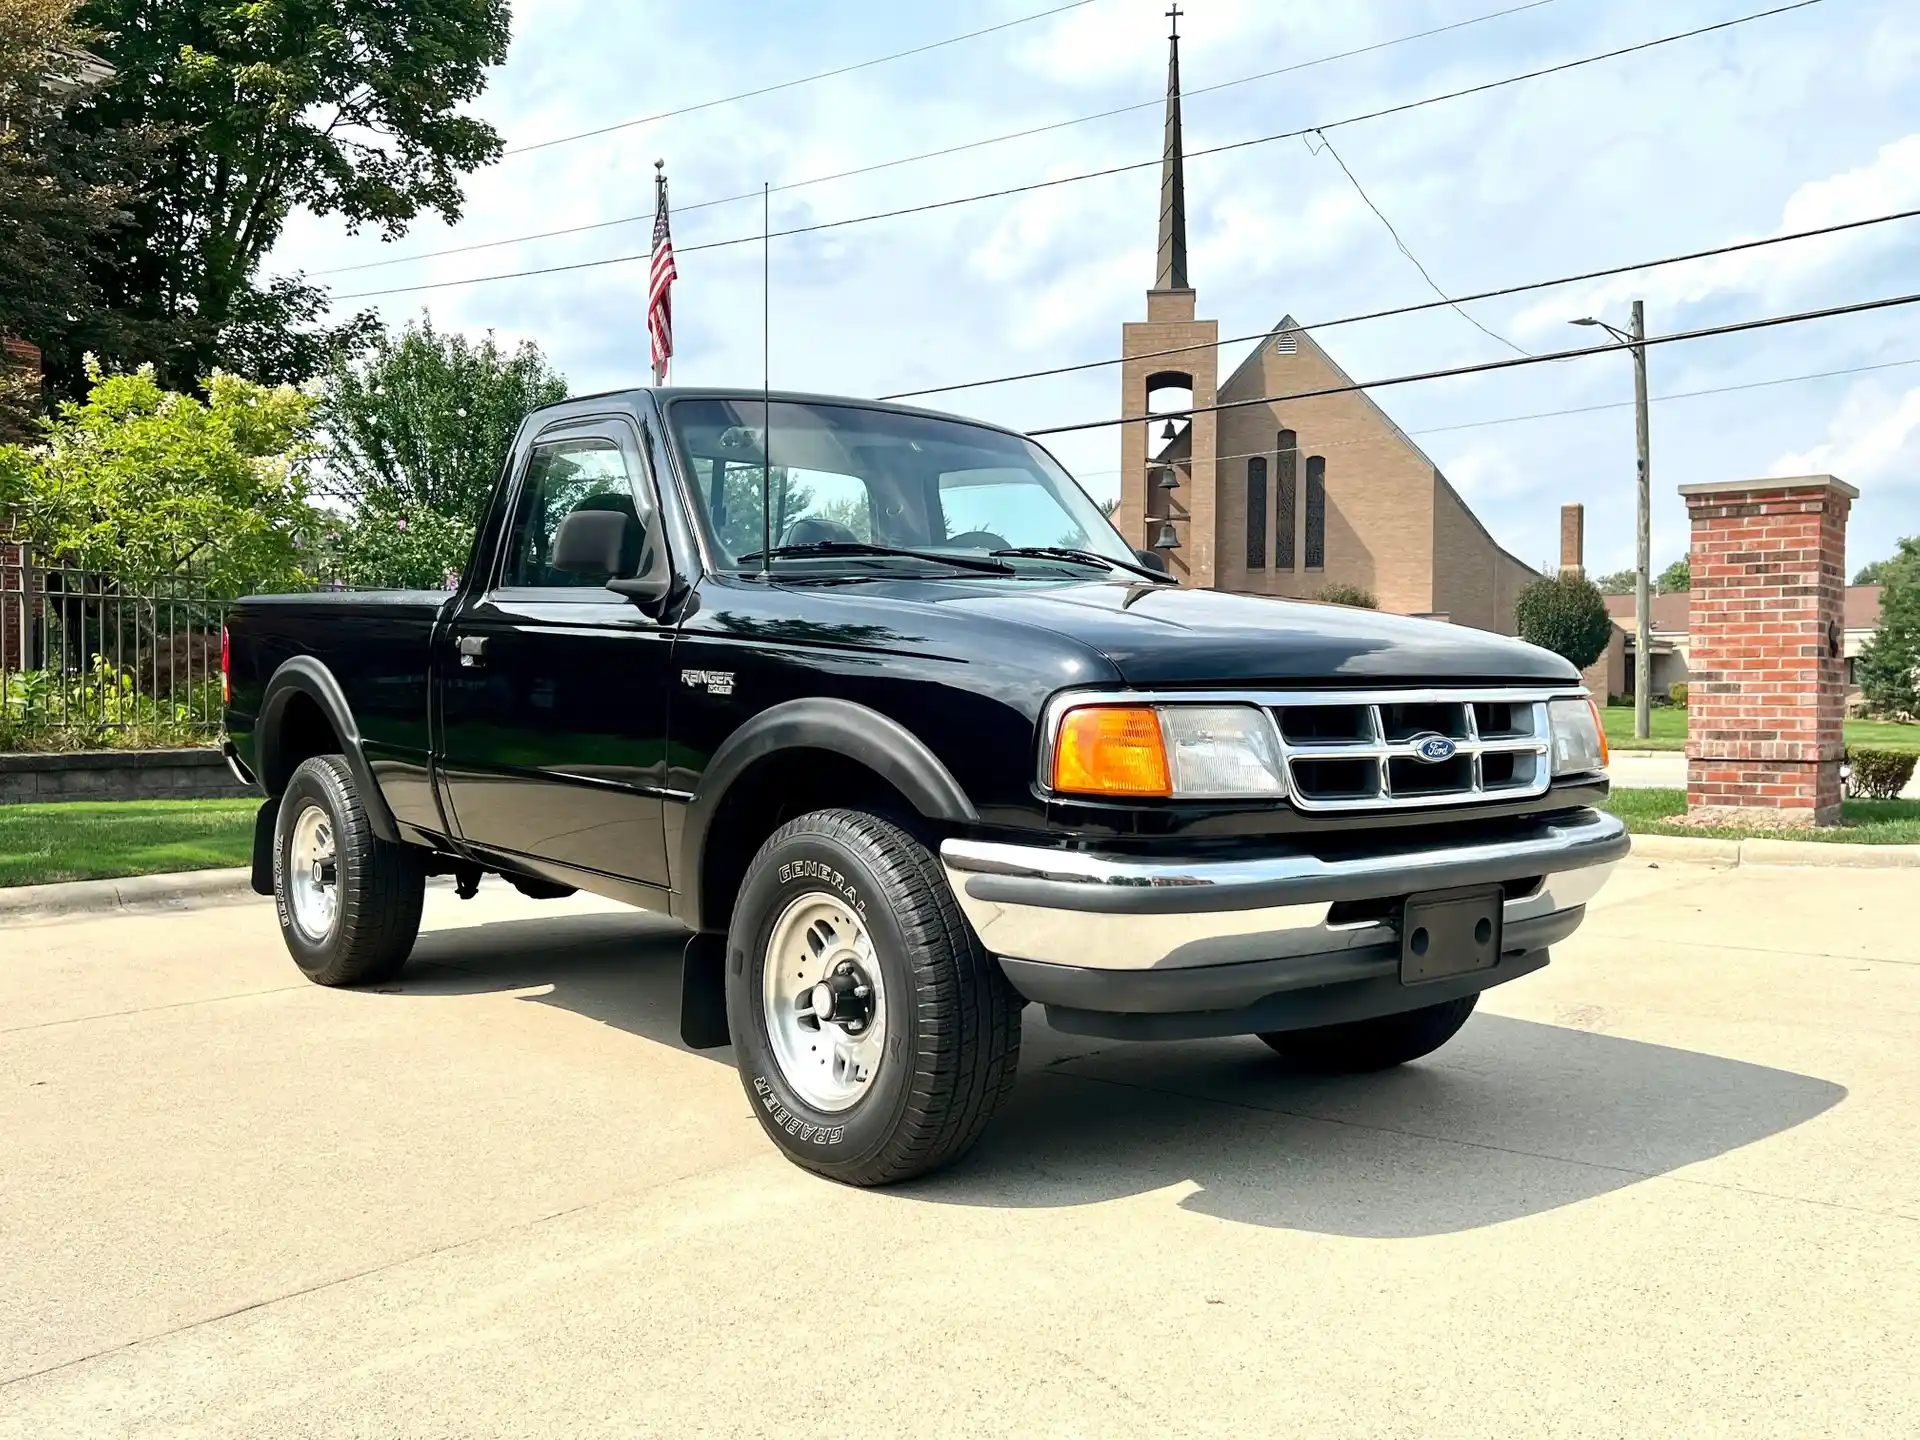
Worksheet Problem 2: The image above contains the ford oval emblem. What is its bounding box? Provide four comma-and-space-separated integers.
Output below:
1412, 733, 1457, 764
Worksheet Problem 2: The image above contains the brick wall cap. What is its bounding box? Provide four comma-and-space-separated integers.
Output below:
0, 747, 224, 774
1679, 473, 1858, 501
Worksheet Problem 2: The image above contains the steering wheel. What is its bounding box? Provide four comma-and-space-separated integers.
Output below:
945, 530, 1010, 550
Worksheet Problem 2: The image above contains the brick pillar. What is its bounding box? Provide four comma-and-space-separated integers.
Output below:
1558, 503, 1585, 576
1, 536, 39, 673
1679, 474, 1855, 825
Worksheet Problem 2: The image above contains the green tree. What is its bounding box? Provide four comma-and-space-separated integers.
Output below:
1592, 568, 1635, 595
1515, 571, 1614, 670
0, 0, 150, 426
319, 316, 567, 521
1856, 537, 1920, 718
1854, 558, 1895, 586
1658, 555, 1690, 593
6, 360, 318, 593
50, 0, 511, 394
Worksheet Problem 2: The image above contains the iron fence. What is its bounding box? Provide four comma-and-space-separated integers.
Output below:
0, 544, 233, 749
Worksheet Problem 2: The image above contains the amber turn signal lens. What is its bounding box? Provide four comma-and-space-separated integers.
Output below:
1052, 706, 1172, 797
1587, 695, 1608, 767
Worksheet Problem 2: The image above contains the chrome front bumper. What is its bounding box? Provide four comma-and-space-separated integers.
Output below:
939, 809, 1627, 987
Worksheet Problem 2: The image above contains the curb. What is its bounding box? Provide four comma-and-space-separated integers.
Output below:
0, 867, 259, 922
1627, 833, 1920, 869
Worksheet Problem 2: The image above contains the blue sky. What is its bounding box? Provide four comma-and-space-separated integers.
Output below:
271, 0, 1920, 581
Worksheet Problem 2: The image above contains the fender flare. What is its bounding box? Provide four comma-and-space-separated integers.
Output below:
678, 697, 978, 932
256, 656, 400, 842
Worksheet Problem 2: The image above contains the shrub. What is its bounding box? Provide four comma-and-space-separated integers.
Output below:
0, 659, 220, 752
1845, 748, 1917, 801
1669, 682, 1688, 706
1315, 583, 1377, 609
1514, 572, 1614, 670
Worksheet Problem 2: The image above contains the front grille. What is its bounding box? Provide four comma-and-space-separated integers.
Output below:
1266, 689, 1555, 812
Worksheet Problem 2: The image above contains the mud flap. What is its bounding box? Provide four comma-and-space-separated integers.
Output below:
680, 931, 731, 1050
250, 797, 280, 896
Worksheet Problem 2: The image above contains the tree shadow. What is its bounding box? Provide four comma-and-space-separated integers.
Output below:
387, 913, 1846, 1237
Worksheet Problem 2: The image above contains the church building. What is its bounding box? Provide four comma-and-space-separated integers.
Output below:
1112, 19, 1538, 635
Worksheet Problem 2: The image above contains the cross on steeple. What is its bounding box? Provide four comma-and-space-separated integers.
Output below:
1166, 4, 1182, 38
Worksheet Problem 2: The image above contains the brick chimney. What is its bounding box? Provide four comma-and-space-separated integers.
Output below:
1558, 503, 1585, 577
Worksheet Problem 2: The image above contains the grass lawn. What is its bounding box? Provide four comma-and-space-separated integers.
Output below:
0, 799, 258, 888
1603, 787, 1920, 844
1602, 706, 1920, 755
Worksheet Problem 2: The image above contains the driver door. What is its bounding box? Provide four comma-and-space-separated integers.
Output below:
437, 420, 676, 891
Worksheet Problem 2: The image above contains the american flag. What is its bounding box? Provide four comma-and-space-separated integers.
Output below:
648, 165, 678, 383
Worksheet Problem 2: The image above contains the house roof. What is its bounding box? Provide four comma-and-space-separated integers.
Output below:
1605, 585, 1883, 634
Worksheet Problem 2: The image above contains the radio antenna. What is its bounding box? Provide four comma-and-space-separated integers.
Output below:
758, 180, 772, 581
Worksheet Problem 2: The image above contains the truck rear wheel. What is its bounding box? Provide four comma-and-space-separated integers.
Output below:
273, 755, 425, 987
725, 808, 1022, 1186
1258, 993, 1478, 1072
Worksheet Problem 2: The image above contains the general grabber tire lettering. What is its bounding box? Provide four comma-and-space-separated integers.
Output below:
1258, 993, 1478, 1073
725, 809, 1022, 1186
273, 754, 425, 988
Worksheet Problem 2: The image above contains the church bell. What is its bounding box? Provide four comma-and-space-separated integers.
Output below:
1153, 521, 1180, 550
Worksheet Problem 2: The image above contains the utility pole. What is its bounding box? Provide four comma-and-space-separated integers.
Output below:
1631, 300, 1652, 743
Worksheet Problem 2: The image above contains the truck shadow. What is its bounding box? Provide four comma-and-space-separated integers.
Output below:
395, 912, 1847, 1238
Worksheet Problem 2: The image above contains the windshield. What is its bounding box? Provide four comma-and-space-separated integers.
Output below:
664, 397, 1137, 576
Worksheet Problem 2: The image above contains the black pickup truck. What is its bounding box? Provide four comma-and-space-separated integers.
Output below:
223, 387, 1626, 1184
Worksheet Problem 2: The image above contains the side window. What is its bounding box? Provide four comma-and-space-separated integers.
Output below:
498, 438, 642, 588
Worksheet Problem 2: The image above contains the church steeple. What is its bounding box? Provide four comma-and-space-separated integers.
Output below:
1153, 5, 1189, 292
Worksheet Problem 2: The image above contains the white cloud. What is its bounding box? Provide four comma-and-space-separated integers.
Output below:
1512, 133, 1920, 335
1770, 381, 1920, 488
1439, 443, 1532, 502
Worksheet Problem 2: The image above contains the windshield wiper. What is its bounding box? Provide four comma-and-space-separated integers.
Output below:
990, 546, 1172, 583
735, 540, 1016, 576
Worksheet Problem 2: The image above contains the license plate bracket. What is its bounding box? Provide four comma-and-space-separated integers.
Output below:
1400, 885, 1504, 984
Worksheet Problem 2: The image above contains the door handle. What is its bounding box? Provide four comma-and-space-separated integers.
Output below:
457, 635, 488, 669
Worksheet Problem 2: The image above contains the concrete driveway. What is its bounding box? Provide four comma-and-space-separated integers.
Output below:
2, 863, 1915, 1438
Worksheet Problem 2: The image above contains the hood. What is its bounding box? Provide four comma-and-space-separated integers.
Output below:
847, 578, 1577, 687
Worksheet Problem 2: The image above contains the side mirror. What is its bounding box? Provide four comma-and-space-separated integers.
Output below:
553, 509, 638, 577
1132, 547, 1169, 575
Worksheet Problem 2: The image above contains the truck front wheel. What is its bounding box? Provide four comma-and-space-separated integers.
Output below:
725, 809, 1022, 1186
1258, 993, 1478, 1072
273, 755, 425, 987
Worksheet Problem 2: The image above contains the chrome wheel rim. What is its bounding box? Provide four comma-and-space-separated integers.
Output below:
287, 803, 340, 942
762, 892, 887, 1113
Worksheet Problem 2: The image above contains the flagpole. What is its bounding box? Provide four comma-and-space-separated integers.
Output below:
651, 160, 667, 387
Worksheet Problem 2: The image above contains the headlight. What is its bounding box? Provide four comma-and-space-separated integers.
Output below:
1051, 704, 1287, 799
1548, 696, 1608, 776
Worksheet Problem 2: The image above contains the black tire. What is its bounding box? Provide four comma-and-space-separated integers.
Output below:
273, 755, 425, 988
1258, 993, 1478, 1073
725, 808, 1022, 1186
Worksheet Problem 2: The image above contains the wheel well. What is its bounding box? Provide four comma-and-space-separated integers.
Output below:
698, 748, 936, 934
265, 691, 342, 795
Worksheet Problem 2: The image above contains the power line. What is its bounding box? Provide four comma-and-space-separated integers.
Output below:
329, 0, 1825, 303
317, 0, 1563, 278
1025, 289, 1920, 437
882, 205, 1920, 400
1306, 128, 1531, 358
500, 0, 1102, 157
1071, 355, 1920, 478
